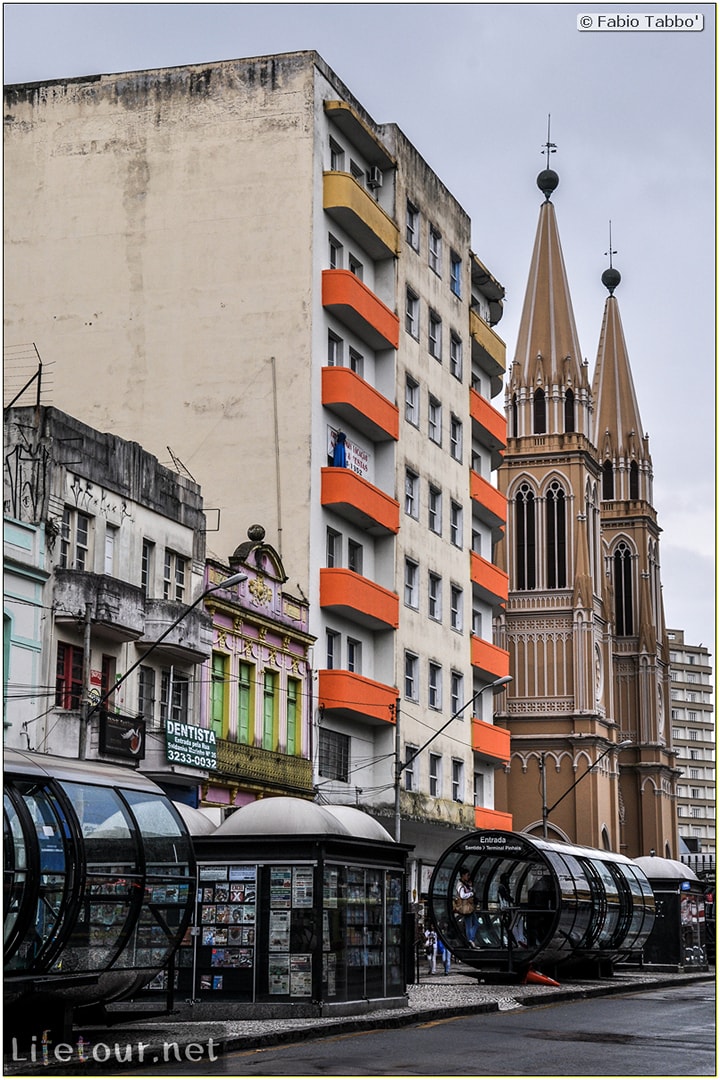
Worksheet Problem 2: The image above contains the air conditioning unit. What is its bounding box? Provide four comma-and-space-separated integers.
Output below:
367, 166, 383, 190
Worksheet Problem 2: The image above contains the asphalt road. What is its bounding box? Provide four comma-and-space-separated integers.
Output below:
121, 982, 715, 1076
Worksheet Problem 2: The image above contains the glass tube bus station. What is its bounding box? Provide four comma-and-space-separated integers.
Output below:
428, 830, 657, 978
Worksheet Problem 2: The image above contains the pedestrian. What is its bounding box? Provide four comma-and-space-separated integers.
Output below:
437, 937, 452, 974
424, 927, 437, 974
454, 867, 479, 947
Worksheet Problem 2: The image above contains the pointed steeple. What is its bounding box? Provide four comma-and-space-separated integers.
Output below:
591, 261, 653, 501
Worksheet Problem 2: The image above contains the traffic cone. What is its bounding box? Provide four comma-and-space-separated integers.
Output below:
523, 968, 560, 987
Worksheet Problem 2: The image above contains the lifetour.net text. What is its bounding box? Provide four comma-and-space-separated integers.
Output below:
8, 1032, 219, 1066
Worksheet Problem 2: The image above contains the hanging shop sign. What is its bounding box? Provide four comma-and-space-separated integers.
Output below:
166, 720, 217, 769
99, 712, 146, 761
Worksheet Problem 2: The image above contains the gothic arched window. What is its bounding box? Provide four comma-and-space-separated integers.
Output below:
629, 460, 639, 500
564, 388, 575, 433
613, 541, 634, 636
602, 460, 614, 500
546, 481, 567, 588
533, 389, 546, 434
515, 483, 536, 590
511, 393, 518, 438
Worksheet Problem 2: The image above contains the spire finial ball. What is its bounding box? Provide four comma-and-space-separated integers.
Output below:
602, 267, 621, 295
537, 169, 559, 200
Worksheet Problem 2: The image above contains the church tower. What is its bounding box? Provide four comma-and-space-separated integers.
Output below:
495, 147, 678, 858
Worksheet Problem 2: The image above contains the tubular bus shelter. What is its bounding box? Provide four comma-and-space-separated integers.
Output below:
428, 831, 656, 978
4, 749, 195, 1039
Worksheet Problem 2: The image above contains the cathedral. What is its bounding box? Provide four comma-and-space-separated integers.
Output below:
494, 159, 678, 859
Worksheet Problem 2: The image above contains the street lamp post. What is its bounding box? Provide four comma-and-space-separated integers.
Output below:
82, 571, 248, 752
393, 674, 512, 842
540, 738, 633, 838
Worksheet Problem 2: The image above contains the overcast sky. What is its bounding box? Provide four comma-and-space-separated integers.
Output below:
3, 2, 716, 652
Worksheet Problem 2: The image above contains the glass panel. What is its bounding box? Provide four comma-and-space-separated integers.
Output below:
121, 790, 193, 872
4, 793, 28, 952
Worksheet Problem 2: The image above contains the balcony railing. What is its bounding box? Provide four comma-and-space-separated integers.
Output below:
322, 270, 399, 351
318, 669, 397, 726
470, 308, 506, 393
53, 569, 146, 642
471, 551, 509, 607
471, 717, 511, 764
320, 567, 399, 630
321, 467, 400, 535
215, 738, 314, 796
137, 598, 213, 663
470, 472, 507, 530
471, 636, 510, 682
474, 806, 513, 831
470, 387, 506, 466
322, 366, 398, 443
323, 172, 399, 260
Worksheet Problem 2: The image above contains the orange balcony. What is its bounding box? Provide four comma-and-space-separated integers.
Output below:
470, 472, 507, 531
322, 366, 398, 443
323, 172, 399, 260
318, 669, 398, 726
474, 806, 513, 831
470, 309, 506, 395
322, 269, 399, 351
321, 467, 400, 535
470, 387, 506, 468
470, 551, 508, 607
471, 636, 510, 681
319, 567, 399, 631
471, 717, 510, 764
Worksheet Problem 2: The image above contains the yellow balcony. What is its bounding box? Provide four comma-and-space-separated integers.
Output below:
471, 636, 510, 682
321, 466, 400, 535
323, 269, 399, 351
318, 669, 398, 726
323, 172, 399, 260
470, 309, 506, 392
471, 717, 511, 764
319, 567, 399, 631
322, 366, 398, 443
474, 806, 513, 831
471, 551, 509, 607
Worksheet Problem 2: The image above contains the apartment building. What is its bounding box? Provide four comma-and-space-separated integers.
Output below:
668, 629, 715, 868
4, 52, 510, 884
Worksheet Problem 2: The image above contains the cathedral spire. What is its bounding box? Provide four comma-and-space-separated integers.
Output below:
591, 254, 652, 500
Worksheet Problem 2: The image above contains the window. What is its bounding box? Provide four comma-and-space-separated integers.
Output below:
326, 528, 341, 568
691, 787, 701, 799
451, 671, 463, 714
59, 507, 91, 570
429, 753, 442, 798
428, 396, 442, 444
602, 460, 614, 500
100, 654, 117, 711
348, 539, 363, 575
405, 375, 420, 425
546, 481, 567, 589
163, 550, 187, 602
452, 759, 464, 802
429, 310, 442, 360
450, 252, 462, 297
515, 483, 536, 589
329, 137, 345, 171
348, 347, 364, 377
406, 200, 419, 250
690, 768, 700, 780
564, 389, 575, 433
688, 711, 698, 721
348, 254, 363, 280
450, 333, 463, 380
450, 585, 463, 631
429, 662, 442, 710
613, 541, 634, 636
405, 469, 419, 518
404, 745, 418, 791
405, 558, 419, 608
690, 749, 700, 760
138, 666, 155, 725
104, 525, 117, 576
329, 234, 343, 269
326, 630, 340, 669
534, 389, 547, 434
237, 661, 254, 744
473, 771, 484, 807
319, 728, 350, 782
630, 460, 639, 500
472, 608, 483, 636
405, 652, 419, 700
328, 330, 343, 366
691, 807, 702, 819
428, 572, 442, 621
350, 160, 363, 181
688, 729, 698, 741
428, 485, 442, 534
262, 669, 278, 750
450, 501, 463, 547
406, 288, 419, 337
429, 226, 442, 274
160, 670, 189, 726
286, 677, 300, 755
687, 672, 698, 683
347, 637, 362, 674
210, 652, 228, 738
450, 415, 463, 461
141, 539, 154, 591
55, 642, 83, 710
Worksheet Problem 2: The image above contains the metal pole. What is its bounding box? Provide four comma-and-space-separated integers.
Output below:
79, 602, 93, 760
540, 752, 548, 838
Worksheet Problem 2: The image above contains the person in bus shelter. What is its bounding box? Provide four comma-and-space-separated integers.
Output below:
454, 867, 479, 947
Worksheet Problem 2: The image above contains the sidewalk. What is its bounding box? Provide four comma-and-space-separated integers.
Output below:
4, 966, 713, 1075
